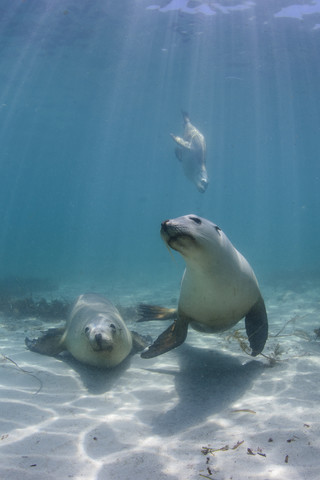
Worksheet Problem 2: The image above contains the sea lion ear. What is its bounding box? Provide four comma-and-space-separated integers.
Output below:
214, 226, 222, 236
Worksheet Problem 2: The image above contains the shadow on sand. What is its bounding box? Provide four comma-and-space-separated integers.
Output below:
140, 344, 265, 436
57, 352, 134, 394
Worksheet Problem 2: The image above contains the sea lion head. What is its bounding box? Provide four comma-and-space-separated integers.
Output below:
196, 169, 209, 193
84, 314, 117, 352
160, 214, 224, 265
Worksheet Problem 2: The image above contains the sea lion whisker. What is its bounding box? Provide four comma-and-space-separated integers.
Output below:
165, 242, 176, 262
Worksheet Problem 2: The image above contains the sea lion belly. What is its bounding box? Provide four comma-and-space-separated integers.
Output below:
179, 264, 261, 332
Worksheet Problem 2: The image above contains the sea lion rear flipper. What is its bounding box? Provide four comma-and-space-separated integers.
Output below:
245, 297, 268, 356
130, 331, 153, 353
25, 327, 66, 356
137, 304, 177, 322
141, 317, 188, 359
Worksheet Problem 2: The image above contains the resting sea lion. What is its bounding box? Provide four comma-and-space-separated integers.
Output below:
25, 293, 150, 368
171, 111, 208, 192
138, 214, 268, 358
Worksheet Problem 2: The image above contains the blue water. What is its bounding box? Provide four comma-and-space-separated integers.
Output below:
0, 0, 319, 292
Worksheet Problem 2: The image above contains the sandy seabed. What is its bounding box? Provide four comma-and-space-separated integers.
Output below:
0, 275, 319, 480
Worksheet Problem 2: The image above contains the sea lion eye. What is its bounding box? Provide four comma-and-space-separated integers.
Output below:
215, 226, 222, 236
189, 216, 201, 224
84, 327, 90, 334
110, 324, 116, 330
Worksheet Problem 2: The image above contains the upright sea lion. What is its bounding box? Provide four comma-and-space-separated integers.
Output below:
25, 294, 150, 368
171, 111, 208, 192
138, 214, 268, 358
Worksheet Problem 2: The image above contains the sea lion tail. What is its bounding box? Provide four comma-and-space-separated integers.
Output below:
137, 304, 177, 322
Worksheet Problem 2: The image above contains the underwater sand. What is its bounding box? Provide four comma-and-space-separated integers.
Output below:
0, 275, 319, 480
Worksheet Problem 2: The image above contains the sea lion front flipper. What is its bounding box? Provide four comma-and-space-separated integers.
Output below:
245, 297, 268, 356
170, 133, 191, 150
141, 316, 189, 359
25, 327, 66, 356
130, 331, 153, 353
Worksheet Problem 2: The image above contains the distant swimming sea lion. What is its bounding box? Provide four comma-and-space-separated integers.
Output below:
25, 294, 150, 368
138, 214, 268, 358
171, 112, 208, 192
